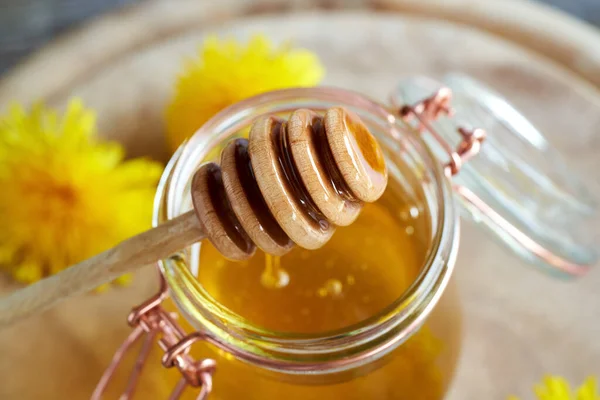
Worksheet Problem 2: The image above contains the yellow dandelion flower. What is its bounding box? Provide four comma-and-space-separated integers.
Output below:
0, 99, 163, 287
508, 376, 599, 400
165, 33, 325, 151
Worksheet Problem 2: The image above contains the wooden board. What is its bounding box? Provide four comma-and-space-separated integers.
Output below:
0, 1, 599, 399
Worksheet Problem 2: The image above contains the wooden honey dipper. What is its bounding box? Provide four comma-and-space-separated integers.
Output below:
0, 107, 387, 328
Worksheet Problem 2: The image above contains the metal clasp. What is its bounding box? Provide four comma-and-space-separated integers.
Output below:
393, 81, 592, 276
396, 86, 486, 177
91, 280, 216, 400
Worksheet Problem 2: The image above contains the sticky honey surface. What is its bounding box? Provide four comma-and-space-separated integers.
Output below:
198, 184, 423, 334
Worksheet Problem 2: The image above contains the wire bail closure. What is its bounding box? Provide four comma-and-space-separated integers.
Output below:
396, 86, 486, 178
393, 74, 595, 276
92, 279, 216, 400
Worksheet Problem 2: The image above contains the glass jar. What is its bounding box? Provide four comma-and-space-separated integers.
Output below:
93, 75, 597, 400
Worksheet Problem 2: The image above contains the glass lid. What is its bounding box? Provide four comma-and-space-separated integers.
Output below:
390, 73, 598, 278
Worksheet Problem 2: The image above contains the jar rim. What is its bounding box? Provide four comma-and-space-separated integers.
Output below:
154, 87, 459, 374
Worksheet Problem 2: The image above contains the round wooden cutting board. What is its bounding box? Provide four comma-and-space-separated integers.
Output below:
0, 1, 599, 399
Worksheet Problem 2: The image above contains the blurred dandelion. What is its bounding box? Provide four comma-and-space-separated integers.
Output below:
508, 375, 599, 400
165, 33, 325, 151
0, 99, 162, 290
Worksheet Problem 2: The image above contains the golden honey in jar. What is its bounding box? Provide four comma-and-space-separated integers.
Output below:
100, 88, 463, 400
185, 178, 462, 400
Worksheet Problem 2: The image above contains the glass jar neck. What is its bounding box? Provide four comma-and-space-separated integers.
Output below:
153, 87, 458, 375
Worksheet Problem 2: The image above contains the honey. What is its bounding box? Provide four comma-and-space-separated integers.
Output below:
197, 182, 423, 334
149, 178, 462, 399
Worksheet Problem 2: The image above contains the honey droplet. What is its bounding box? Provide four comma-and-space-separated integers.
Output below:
261, 254, 289, 289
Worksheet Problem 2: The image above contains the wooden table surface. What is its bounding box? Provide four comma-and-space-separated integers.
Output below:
1, 0, 600, 75
0, 1, 599, 399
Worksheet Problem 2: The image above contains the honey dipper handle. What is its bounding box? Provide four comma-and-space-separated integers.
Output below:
0, 211, 205, 329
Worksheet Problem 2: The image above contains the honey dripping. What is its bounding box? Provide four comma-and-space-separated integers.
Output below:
260, 254, 289, 289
